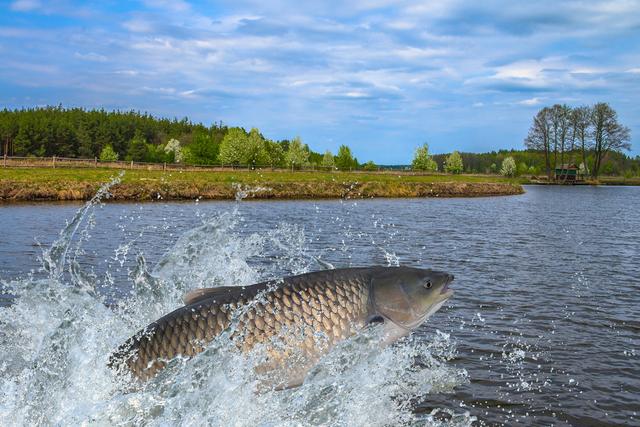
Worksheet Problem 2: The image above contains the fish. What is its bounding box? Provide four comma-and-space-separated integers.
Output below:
109, 266, 454, 388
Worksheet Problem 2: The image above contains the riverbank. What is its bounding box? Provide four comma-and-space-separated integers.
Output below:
0, 168, 524, 202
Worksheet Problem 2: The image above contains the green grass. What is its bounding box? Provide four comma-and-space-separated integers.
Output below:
597, 176, 640, 186
0, 167, 520, 185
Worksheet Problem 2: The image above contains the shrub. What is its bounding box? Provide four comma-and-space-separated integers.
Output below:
362, 160, 377, 171
500, 156, 516, 177
99, 144, 118, 162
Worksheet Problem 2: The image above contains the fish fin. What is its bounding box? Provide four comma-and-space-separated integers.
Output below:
312, 256, 334, 270
183, 286, 244, 305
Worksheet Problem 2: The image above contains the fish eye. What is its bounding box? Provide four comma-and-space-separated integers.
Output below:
424, 280, 432, 289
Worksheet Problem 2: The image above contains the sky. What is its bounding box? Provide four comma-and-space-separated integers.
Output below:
1, 0, 639, 163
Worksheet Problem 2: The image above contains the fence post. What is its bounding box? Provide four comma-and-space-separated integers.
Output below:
163, 162, 166, 171
130, 160, 133, 170
3, 154, 6, 168
52, 155, 56, 169
94, 157, 97, 168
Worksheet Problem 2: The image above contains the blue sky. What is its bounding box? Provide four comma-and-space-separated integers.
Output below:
1, 0, 639, 162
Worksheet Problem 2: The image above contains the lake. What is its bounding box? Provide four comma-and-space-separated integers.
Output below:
1, 185, 639, 426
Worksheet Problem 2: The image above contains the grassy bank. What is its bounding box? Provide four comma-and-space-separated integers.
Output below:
522, 176, 640, 186
0, 168, 524, 202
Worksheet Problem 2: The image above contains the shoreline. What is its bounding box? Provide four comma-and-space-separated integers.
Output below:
0, 180, 525, 202
0, 168, 524, 202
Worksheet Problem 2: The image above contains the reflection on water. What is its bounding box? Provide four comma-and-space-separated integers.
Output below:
1, 185, 639, 426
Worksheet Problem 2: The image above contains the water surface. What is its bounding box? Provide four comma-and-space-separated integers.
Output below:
1, 186, 638, 426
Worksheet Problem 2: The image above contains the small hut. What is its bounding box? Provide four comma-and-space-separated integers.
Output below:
554, 164, 582, 182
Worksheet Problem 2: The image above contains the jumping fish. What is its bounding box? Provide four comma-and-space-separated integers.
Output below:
109, 266, 454, 388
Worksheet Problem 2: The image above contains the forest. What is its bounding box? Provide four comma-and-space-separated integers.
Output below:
0, 106, 359, 170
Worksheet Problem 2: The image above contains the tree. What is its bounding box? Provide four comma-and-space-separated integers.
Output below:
500, 156, 516, 177
126, 130, 148, 162
517, 162, 529, 176
362, 160, 377, 171
525, 107, 553, 178
590, 103, 631, 178
244, 128, 268, 167
146, 143, 170, 163
571, 106, 592, 173
444, 150, 463, 174
286, 137, 310, 168
164, 138, 183, 163
335, 145, 357, 170
321, 150, 335, 169
552, 104, 572, 176
76, 125, 95, 158
13, 124, 36, 156
411, 143, 437, 171
263, 139, 285, 168
99, 144, 118, 161
218, 127, 248, 165
188, 130, 219, 165
0, 112, 18, 156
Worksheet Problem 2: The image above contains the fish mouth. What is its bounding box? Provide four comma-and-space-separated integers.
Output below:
439, 274, 454, 298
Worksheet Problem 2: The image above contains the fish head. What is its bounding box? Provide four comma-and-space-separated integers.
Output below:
369, 266, 454, 331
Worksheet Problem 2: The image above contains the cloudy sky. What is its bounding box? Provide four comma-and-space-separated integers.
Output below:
1, 0, 639, 162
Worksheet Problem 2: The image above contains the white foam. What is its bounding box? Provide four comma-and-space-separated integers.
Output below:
0, 186, 471, 426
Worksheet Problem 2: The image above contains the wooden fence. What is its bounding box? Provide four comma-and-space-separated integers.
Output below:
1, 155, 386, 173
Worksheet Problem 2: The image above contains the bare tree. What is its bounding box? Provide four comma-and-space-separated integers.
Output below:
553, 104, 572, 181
525, 107, 553, 178
590, 103, 631, 178
570, 106, 592, 174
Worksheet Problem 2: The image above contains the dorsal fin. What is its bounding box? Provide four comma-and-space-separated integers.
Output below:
182, 286, 245, 305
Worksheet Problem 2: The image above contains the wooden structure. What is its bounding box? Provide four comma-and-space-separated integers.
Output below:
555, 164, 582, 182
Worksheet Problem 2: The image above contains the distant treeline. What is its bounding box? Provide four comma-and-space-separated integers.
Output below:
432, 149, 640, 177
0, 106, 361, 169
1, 105, 636, 176
431, 102, 637, 178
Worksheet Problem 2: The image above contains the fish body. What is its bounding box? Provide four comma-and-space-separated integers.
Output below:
109, 266, 454, 387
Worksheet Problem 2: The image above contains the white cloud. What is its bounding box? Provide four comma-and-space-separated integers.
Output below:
10, 0, 41, 12
113, 70, 140, 76
141, 0, 191, 13
517, 97, 542, 106
343, 91, 370, 98
74, 52, 107, 62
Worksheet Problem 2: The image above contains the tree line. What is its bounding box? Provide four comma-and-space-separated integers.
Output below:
524, 102, 632, 179
1, 105, 636, 176
0, 106, 364, 170
428, 148, 639, 177
419, 102, 637, 178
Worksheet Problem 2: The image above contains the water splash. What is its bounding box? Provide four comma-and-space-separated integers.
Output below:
0, 183, 470, 426
232, 183, 271, 201
41, 172, 123, 280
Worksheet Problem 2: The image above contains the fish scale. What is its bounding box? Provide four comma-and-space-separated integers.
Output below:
109, 268, 372, 383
